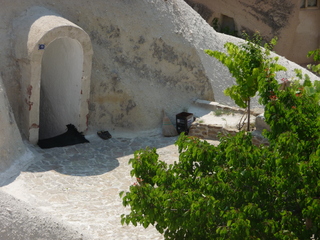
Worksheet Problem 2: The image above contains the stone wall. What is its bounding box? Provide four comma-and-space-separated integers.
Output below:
186, 0, 319, 65
189, 122, 269, 146
189, 122, 238, 140
188, 101, 269, 146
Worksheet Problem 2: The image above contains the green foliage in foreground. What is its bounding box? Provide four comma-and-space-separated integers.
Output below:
120, 70, 320, 239
307, 48, 320, 75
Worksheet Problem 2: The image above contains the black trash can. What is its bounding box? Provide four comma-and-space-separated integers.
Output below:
176, 112, 194, 134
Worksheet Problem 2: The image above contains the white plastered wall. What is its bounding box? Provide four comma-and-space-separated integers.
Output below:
13, 7, 93, 144
39, 38, 83, 139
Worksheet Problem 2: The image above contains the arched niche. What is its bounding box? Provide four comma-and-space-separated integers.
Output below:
14, 7, 93, 144
39, 37, 84, 139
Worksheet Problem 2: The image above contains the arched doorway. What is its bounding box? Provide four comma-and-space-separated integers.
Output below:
39, 38, 83, 139
14, 7, 93, 144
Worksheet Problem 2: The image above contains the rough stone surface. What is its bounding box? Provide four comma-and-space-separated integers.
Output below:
0, 191, 90, 240
1, 0, 319, 139
0, 1, 319, 237
0, 75, 33, 174
13, 6, 93, 143
186, 0, 320, 65
0, 134, 218, 240
188, 101, 268, 146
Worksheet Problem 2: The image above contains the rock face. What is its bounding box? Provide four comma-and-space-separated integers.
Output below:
0, 0, 319, 144
185, 0, 320, 65
185, 0, 297, 36
1, 0, 219, 139
84, 0, 217, 134
0, 75, 33, 176
0, 190, 90, 240
0, 1, 318, 235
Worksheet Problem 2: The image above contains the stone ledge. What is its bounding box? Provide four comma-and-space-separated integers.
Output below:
189, 100, 270, 146
194, 99, 263, 116
189, 119, 269, 146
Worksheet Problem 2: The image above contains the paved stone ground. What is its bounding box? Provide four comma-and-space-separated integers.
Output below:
1, 134, 219, 239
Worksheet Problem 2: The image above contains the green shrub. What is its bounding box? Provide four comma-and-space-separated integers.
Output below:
120, 72, 320, 239
120, 39, 320, 240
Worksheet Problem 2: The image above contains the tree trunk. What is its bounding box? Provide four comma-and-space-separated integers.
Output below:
247, 99, 251, 131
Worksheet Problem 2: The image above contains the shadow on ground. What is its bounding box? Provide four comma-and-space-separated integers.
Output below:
26, 134, 178, 177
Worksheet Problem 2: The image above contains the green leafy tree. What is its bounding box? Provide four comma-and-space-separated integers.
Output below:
120, 32, 320, 240
120, 72, 320, 239
204, 32, 286, 131
120, 34, 320, 239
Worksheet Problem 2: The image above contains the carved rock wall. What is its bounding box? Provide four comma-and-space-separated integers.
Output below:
0, 0, 217, 136
0, 0, 318, 140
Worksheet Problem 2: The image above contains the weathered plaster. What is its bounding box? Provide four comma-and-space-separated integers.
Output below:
39, 37, 84, 139
13, 7, 92, 143
186, 0, 319, 65
0, 3, 319, 237
0, 0, 318, 146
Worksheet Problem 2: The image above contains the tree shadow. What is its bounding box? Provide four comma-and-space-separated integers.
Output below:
25, 134, 179, 177
28, 137, 120, 177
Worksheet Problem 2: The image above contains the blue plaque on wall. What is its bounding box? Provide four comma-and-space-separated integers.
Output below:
38, 44, 45, 50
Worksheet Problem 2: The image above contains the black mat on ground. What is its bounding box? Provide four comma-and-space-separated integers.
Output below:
38, 124, 89, 149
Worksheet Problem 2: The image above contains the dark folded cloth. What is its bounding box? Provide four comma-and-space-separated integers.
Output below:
38, 124, 89, 149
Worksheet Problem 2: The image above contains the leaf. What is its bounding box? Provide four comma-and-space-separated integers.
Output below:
143, 221, 150, 228
227, 220, 232, 227
119, 191, 125, 198
125, 217, 131, 226
132, 218, 137, 227
120, 215, 126, 225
